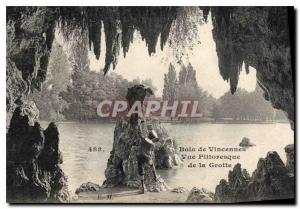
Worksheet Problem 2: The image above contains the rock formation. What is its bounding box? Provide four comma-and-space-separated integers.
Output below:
214, 179, 234, 203
103, 85, 181, 192
152, 119, 183, 169
6, 102, 69, 203
215, 164, 250, 203
284, 144, 294, 174
75, 182, 101, 194
239, 137, 255, 147
171, 187, 189, 193
6, 7, 56, 128
103, 116, 180, 192
214, 151, 294, 203
186, 187, 214, 203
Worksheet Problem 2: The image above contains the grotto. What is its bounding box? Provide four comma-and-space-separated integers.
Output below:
6, 6, 294, 203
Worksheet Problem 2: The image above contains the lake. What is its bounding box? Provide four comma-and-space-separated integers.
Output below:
40, 122, 294, 194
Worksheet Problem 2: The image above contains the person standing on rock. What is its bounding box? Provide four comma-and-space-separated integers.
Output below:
125, 85, 159, 193
136, 123, 159, 193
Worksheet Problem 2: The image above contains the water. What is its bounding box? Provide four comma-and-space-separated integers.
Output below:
41, 122, 294, 194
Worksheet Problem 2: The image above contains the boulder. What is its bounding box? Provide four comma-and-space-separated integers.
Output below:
186, 187, 214, 203
75, 182, 101, 194
171, 187, 189, 193
239, 137, 255, 147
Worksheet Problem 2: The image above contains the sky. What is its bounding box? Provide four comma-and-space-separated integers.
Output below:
86, 14, 257, 98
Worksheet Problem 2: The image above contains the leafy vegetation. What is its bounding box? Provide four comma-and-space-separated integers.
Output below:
29, 43, 287, 123
162, 63, 287, 122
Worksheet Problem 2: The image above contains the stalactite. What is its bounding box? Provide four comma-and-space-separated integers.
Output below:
245, 62, 250, 74
118, 7, 178, 57
159, 7, 177, 51
87, 8, 102, 60
199, 6, 210, 23
102, 7, 121, 75
118, 7, 135, 58
229, 62, 243, 94
57, 7, 178, 74
7, 6, 294, 128
211, 6, 294, 127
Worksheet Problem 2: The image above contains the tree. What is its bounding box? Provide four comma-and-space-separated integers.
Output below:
217, 84, 276, 121
141, 78, 158, 94
163, 63, 178, 101
162, 62, 216, 121
60, 34, 158, 121
176, 63, 209, 118
211, 102, 220, 121
61, 31, 94, 120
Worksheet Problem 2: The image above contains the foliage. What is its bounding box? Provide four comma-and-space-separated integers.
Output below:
162, 63, 213, 120
162, 64, 178, 101
162, 62, 287, 122
213, 84, 286, 121
168, 7, 205, 62
60, 33, 158, 121
61, 70, 157, 121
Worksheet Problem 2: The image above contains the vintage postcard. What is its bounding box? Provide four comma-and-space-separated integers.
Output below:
6, 6, 295, 204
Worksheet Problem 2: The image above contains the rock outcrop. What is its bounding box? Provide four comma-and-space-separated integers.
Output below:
214, 151, 294, 203
215, 164, 250, 203
284, 144, 294, 174
214, 179, 234, 203
104, 84, 180, 193
6, 7, 56, 128
152, 119, 183, 169
75, 182, 101, 194
186, 187, 214, 203
103, 117, 178, 192
7, 102, 69, 203
239, 137, 255, 147
171, 187, 189, 193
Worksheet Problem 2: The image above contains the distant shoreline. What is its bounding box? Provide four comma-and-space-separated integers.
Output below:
40, 120, 290, 125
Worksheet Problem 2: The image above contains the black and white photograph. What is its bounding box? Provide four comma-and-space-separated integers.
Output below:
3, 1, 297, 205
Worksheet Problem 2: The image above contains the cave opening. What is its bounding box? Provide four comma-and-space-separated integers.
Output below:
6, 6, 294, 203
